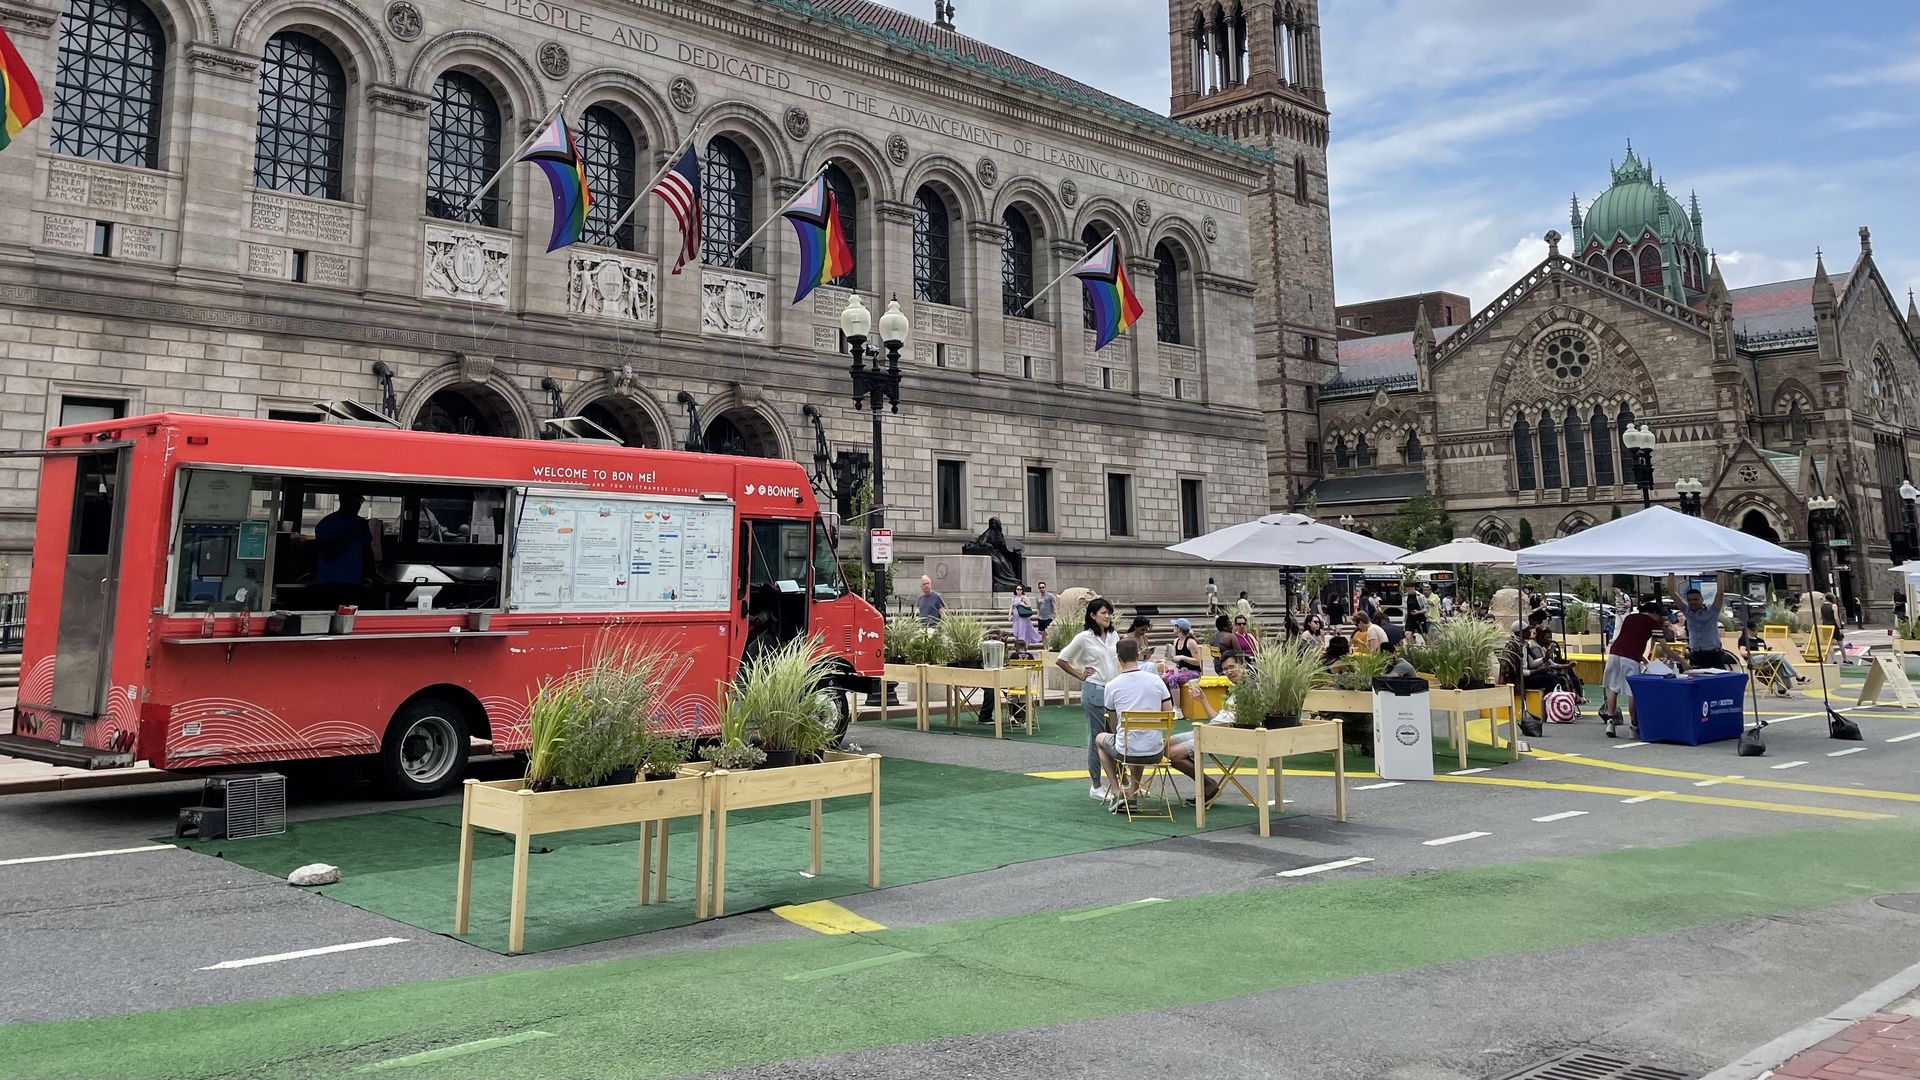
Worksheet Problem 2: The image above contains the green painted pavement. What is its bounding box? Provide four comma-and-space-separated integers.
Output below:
6, 822, 1916, 1079
159, 759, 1261, 954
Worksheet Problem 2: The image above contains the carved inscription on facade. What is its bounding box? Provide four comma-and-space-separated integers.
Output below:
914, 300, 969, 339
1003, 319, 1053, 355
308, 252, 353, 287
422, 225, 512, 306
45, 160, 168, 216
246, 243, 290, 278
812, 325, 839, 352
38, 214, 89, 253
700, 269, 767, 340
567, 251, 658, 324
250, 191, 355, 245
115, 225, 161, 262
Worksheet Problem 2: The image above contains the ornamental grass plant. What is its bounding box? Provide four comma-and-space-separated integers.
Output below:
1423, 616, 1507, 690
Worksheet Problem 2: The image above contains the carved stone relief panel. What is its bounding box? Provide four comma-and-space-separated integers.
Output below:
700, 269, 768, 340
422, 225, 512, 306
567, 250, 658, 325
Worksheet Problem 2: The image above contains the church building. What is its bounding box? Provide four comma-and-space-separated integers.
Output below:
1313, 145, 1920, 617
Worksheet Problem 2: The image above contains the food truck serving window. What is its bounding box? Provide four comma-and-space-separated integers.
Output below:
508, 492, 734, 613
168, 469, 509, 614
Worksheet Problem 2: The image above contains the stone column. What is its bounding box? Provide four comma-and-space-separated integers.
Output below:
360, 84, 432, 305
1049, 238, 1082, 388
172, 44, 263, 284
1125, 254, 1158, 398
968, 219, 1007, 379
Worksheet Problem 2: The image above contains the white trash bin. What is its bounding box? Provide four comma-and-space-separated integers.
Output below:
1372, 675, 1434, 782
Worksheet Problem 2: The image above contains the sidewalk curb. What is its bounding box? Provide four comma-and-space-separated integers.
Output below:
0, 769, 184, 795
1699, 954, 1920, 1080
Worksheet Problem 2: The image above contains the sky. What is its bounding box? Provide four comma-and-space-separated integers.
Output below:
860, 0, 1919, 307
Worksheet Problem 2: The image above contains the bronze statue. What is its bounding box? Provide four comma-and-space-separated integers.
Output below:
963, 516, 1025, 592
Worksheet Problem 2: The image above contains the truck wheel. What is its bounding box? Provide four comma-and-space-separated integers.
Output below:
829, 690, 853, 747
379, 699, 469, 798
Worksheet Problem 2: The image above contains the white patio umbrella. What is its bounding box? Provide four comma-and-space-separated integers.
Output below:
1168, 514, 1409, 630
1396, 537, 1516, 621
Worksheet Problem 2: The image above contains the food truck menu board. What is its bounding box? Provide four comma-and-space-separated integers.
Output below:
509, 494, 734, 612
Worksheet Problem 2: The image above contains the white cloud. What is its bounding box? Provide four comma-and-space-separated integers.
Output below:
1837, 108, 1912, 131
1822, 53, 1920, 87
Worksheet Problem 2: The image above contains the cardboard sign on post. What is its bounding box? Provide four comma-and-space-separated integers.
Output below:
1856, 653, 1920, 709
869, 528, 893, 565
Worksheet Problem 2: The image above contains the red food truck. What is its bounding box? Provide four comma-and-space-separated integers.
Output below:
2, 413, 884, 795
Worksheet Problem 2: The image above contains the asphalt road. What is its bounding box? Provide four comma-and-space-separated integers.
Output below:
2, 691, 1919, 1078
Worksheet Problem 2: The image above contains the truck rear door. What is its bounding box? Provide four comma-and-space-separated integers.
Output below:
51, 448, 129, 738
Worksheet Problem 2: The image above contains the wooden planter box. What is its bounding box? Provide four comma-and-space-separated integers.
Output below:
1304, 688, 1375, 715
1562, 634, 1604, 651
914, 664, 1042, 738
682, 751, 881, 917
1191, 718, 1346, 837
1429, 685, 1522, 766
1892, 639, 1920, 655
454, 773, 710, 954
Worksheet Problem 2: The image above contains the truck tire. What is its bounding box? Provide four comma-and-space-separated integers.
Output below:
829, 689, 853, 747
379, 698, 469, 798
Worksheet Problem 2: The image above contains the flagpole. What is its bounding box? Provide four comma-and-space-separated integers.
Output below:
455, 94, 570, 219
724, 161, 831, 267
1015, 234, 1110, 313
605, 126, 700, 237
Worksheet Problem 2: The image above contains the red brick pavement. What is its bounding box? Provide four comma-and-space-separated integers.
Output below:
1773, 1009, 1920, 1079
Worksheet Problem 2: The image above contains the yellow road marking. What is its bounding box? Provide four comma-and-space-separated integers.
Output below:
1024, 767, 1892, 820
1528, 748, 1920, 803
772, 900, 888, 936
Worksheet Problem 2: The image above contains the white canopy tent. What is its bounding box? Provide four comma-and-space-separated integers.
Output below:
1514, 505, 1809, 577
1396, 538, 1517, 567
1168, 514, 1409, 628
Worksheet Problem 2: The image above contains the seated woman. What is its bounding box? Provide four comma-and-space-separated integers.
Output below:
1738, 620, 1807, 695
1211, 614, 1238, 673
1300, 613, 1328, 652
1321, 634, 1351, 669
1166, 653, 1247, 805
1232, 615, 1257, 659
1520, 623, 1569, 694
1163, 617, 1205, 693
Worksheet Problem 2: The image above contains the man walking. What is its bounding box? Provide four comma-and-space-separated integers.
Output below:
1034, 580, 1056, 636
1602, 599, 1665, 738
916, 575, 945, 626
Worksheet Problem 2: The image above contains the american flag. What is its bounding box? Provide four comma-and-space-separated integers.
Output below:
650, 145, 701, 274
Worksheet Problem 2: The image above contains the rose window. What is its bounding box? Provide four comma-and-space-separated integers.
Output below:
1540, 330, 1594, 383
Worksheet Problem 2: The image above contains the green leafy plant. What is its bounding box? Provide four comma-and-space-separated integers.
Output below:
1423, 616, 1507, 690
1045, 618, 1076, 652
793, 691, 842, 761
1898, 618, 1920, 640
1377, 495, 1455, 553
1400, 642, 1435, 674
522, 678, 578, 790
1765, 600, 1810, 634
1331, 649, 1393, 691
1564, 601, 1591, 635
1303, 565, 1329, 606
1516, 518, 1536, 548
699, 739, 766, 770
1233, 637, 1328, 722
939, 611, 986, 664
883, 615, 920, 662
523, 636, 682, 789
728, 636, 840, 753
903, 624, 952, 665
640, 732, 692, 779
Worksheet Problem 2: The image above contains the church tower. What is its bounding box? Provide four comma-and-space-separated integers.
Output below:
1169, 1, 1335, 508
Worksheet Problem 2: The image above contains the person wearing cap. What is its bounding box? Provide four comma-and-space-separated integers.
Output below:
1163, 616, 1204, 693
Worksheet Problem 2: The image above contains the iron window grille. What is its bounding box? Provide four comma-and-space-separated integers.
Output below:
1000, 208, 1034, 317
823, 163, 857, 289
252, 32, 346, 201
51, 0, 165, 169
702, 136, 754, 271
912, 187, 951, 305
578, 105, 637, 250
425, 72, 503, 227
1154, 243, 1182, 344
1590, 407, 1615, 485
1514, 418, 1535, 490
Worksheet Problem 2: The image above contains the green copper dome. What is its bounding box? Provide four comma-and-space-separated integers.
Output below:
1580, 147, 1697, 248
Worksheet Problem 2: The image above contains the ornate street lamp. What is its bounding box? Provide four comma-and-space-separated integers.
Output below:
1338, 514, 1357, 530
1900, 479, 1919, 564
1808, 494, 1840, 599
1622, 424, 1656, 507
840, 293, 908, 613
1674, 477, 1704, 517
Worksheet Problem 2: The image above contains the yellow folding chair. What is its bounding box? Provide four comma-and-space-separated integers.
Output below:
1110, 710, 1179, 822
1003, 658, 1044, 735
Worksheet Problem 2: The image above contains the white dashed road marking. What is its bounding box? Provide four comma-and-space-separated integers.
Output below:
1449, 767, 1490, 775
1887, 731, 1920, 743
1351, 781, 1403, 790
1532, 811, 1590, 823
0, 844, 171, 867
1613, 742, 1648, 749
1828, 747, 1868, 757
1423, 831, 1491, 847
201, 937, 408, 970
1278, 857, 1375, 877
1770, 761, 1809, 770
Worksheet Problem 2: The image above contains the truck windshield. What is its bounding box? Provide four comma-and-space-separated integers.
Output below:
812, 517, 846, 599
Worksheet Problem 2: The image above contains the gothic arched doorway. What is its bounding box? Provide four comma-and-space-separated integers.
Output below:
578, 397, 663, 448
413, 386, 521, 438
1738, 509, 1780, 544
702, 409, 780, 458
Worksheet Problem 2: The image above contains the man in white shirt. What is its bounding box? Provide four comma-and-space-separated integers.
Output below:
1095, 637, 1172, 811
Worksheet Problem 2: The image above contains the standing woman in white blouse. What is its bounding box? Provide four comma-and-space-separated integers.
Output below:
1056, 597, 1119, 799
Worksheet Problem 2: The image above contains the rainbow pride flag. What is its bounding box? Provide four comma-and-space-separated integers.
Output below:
781, 176, 854, 304
0, 26, 45, 153
518, 113, 592, 252
1073, 236, 1144, 350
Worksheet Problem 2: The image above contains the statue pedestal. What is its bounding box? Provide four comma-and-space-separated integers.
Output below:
1024, 557, 1057, 590
923, 555, 993, 598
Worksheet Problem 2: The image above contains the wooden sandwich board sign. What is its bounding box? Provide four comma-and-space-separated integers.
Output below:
1856, 653, 1920, 709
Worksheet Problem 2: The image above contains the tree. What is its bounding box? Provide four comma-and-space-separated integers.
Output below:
1609, 504, 1622, 521
1300, 491, 1319, 520
1517, 517, 1536, 548
1378, 495, 1454, 553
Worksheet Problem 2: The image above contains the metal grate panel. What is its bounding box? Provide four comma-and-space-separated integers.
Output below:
218, 773, 287, 840
1496, 1052, 1693, 1080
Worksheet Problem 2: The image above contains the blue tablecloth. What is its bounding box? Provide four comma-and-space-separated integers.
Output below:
1627, 672, 1748, 745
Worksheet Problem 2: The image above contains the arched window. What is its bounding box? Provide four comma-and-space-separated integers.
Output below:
1563, 408, 1587, 486
1637, 245, 1662, 288
1788, 402, 1809, 443
1333, 435, 1349, 469
1538, 412, 1562, 488
1590, 405, 1615, 485
1081, 223, 1111, 332
1403, 429, 1423, 463
1293, 153, 1309, 206
699, 136, 755, 270
425, 72, 502, 227
1153, 242, 1183, 344
1354, 433, 1372, 467
1001, 208, 1035, 318
912, 186, 950, 305
578, 106, 638, 250
1611, 249, 1633, 279
51, 0, 166, 168
1192, 13, 1209, 94
252, 32, 346, 200
1585, 252, 1606, 270
822, 162, 857, 289
1514, 418, 1535, 490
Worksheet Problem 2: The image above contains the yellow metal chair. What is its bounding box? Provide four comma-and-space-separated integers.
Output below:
1742, 648, 1796, 696
1002, 658, 1045, 735
1110, 711, 1179, 822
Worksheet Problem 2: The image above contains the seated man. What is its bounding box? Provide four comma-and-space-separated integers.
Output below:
1378, 638, 1418, 678
1095, 637, 1173, 812
1167, 653, 1247, 804
1738, 619, 1807, 695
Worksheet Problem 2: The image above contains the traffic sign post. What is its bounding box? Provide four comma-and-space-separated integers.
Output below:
869, 528, 894, 566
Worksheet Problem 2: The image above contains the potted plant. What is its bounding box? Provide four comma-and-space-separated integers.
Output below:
1896, 618, 1920, 653
1330, 649, 1392, 692
726, 637, 839, 769
1424, 616, 1506, 691
1044, 618, 1076, 653
903, 623, 952, 666
699, 700, 767, 770
1235, 637, 1327, 728
940, 612, 986, 667
522, 637, 679, 790
639, 732, 692, 781
1563, 601, 1590, 636
883, 615, 920, 664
